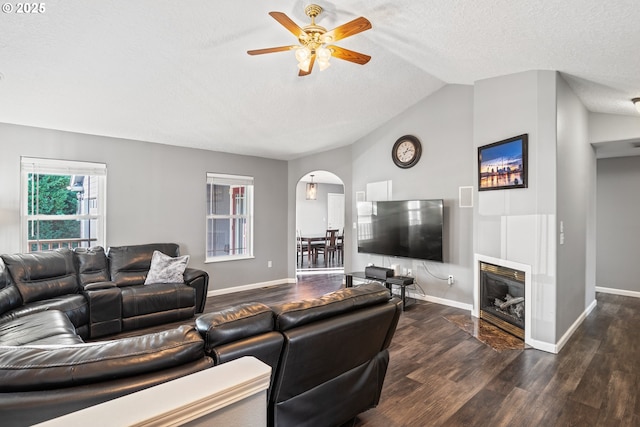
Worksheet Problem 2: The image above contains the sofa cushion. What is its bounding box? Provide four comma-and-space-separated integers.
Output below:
108, 243, 180, 286
0, 294, 88, 329
144, 251, 190, 285
120, 283, 195, 318
0, 325, 204, 392
74, 247, 110, 285
0, 310, 83, 346
1, 248, 78, 304
272, 283, 391, 331
195, 302, 274, 349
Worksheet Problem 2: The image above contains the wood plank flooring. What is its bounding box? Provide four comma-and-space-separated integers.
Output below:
107, 275, 640, 426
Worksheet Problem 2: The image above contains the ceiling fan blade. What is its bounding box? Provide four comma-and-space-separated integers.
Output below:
328, 45, 371, 65
247, 45, 299, 55
269, 11, 307, 38
298, 54, 316, 77
324, 16, 372, 43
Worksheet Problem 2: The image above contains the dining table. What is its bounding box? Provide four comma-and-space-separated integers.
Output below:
299, 234, 327, 265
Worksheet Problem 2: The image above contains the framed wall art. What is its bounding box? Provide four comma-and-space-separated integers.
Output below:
478, 134, 528, 191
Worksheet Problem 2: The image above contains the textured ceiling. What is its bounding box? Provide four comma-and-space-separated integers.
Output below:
1, 0, 640, 160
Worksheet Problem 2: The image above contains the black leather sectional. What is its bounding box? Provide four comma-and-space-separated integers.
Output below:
0, 243, 401, 427
0, 243, 213, 426
0, 243, 208, 339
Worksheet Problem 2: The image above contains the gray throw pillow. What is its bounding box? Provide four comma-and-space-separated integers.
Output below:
144, 250, 190, 285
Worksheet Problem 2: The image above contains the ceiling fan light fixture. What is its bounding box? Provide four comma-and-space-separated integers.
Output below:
633, 98, 640, 113
317, 47, 331, 62
298, 58, 311, 72
248, 5, 372, 76
318, 60, 331, 71
295, 46, 311, 62
317, 47, 331, 71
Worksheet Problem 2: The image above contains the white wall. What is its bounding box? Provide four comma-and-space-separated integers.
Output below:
296, 182, 344, 236
0, 123, 289, 292
473, 70, 559, 346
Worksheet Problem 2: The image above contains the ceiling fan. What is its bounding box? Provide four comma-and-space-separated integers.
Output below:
247, 4, 372, 76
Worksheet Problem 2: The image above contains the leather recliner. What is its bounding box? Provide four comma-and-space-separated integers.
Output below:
196, 282, 402, 427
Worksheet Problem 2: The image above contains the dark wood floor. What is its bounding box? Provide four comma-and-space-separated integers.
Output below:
296, 250, 344, 270
110, 275, 640, 426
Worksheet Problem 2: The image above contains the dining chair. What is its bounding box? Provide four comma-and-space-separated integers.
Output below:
296, 230, 310, 267
321, 229, 339, 266
336, 228, 344, 264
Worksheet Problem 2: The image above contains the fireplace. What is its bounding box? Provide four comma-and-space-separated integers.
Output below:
479, 261, 525, 339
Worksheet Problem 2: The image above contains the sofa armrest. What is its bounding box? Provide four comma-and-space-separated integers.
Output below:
82, 281, 117, 291
195, 303, 281, 395
195, 302, 274, 351
82, 284, 122, 338
183, 268, 209, 313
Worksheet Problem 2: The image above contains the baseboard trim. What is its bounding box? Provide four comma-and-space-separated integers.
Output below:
208, 278, 296, 297
405, 290, 597, 355
552, 298, 598, 354
595, 286, 640, 298
407, 291, 473, 312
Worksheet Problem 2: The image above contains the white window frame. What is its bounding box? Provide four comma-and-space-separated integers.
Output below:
206, 173, 254, 263
20, 157, 107, 252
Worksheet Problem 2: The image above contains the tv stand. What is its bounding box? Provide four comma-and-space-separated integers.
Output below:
345, 271, 415, 311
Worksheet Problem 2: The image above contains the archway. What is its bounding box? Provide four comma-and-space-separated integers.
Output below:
295, 170, 345, 272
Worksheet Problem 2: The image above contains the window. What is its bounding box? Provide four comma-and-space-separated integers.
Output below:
206, 173, 254, 262
21, 157, 107, 252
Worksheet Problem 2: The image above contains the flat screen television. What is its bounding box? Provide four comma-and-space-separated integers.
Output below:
357, 199, 444, 262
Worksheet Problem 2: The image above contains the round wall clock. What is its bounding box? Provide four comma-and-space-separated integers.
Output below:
392, 135, 422, 168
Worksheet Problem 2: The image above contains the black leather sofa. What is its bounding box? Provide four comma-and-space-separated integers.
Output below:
0, 243, 213, 426
1, 246, 400, 427
196, 282, 403, 427
0, 243, 209, 339
0, 311, 214, 426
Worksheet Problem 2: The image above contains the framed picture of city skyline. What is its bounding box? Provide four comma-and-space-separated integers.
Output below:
478, 134, 528, 191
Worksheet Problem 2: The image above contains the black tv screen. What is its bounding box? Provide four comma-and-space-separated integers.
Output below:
357, 199, 444, 262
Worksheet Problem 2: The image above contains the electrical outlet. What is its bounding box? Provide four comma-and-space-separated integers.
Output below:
407, 269, 412, 277
448, 275, 454, 285
268, 261, 272, 268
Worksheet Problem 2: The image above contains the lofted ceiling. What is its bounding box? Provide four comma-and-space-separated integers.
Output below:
1, 0, 640, 160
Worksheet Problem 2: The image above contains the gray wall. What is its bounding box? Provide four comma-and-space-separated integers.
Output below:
288, 85, 474, 302
596, 156, 640, 291
349, 84, 475, 304
0, 123, 289, 292
555, 74, 596, 338
473, 70, 559, 345
288, 145, 353, 273
589, 112, 640, 144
